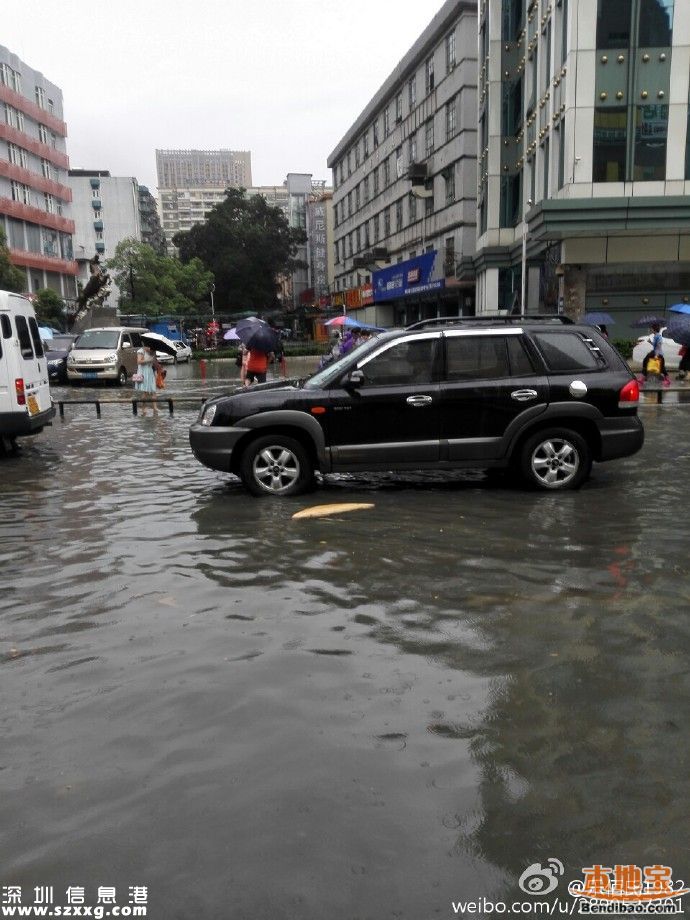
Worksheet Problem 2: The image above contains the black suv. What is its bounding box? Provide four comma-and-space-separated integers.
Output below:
189, 317, 644, 496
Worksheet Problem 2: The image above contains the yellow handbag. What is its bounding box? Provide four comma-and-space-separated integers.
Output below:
647, 356, 662, 375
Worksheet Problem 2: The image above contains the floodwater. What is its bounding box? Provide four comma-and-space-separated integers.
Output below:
2, 362, 690, 920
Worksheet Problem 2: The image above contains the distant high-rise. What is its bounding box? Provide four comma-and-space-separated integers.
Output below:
0, 44, 77, 300
156, 148, 252, 252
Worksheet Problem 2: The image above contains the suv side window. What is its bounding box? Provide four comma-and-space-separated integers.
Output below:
130, 332, 142, 347
121, 333, 132, 347
532, 332, 605, 372
360, 338, 435, 386
507, 336, 535, 375
1, 315, 11, 339
446, 335, 513, 380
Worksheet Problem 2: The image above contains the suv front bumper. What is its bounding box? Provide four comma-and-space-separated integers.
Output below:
189, 424, 250, 473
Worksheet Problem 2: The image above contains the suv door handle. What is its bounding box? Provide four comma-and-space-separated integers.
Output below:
511, 388, 538, 401
406, 395, 433, 406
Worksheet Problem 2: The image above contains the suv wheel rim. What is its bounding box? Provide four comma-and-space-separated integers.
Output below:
253, 446, 300, 494
531, 438, 579, 487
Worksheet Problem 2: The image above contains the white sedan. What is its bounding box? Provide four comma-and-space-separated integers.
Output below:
631, 329, 683, 369
156, 340, 193, 364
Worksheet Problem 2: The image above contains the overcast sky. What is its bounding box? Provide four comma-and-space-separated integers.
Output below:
4, 0, 445, 192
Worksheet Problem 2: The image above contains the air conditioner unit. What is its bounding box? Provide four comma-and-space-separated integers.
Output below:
407, 162, 428, 183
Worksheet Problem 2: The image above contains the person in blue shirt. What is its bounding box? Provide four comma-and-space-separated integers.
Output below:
640, 323, 670, 386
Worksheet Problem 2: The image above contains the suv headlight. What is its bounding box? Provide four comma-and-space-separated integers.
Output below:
200, 404, 217, 427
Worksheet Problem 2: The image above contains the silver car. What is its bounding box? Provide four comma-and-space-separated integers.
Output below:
66, 327, 148, 385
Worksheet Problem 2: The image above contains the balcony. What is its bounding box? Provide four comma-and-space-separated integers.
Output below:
95, 241, 105, 253
93, 219, 104, 231
407, 162, 428, 182
90, 177, 101, 189
91, 198, 102, 209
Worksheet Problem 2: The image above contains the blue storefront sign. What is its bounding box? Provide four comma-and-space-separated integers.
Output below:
373, 251, 445, 302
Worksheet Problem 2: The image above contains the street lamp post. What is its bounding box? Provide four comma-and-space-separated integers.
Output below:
210, 283, 215, 321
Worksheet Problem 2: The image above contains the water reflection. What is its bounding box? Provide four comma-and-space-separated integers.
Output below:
1, 402, 689, 917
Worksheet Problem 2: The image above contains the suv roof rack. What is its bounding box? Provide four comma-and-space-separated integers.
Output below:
405, 314, 574, 330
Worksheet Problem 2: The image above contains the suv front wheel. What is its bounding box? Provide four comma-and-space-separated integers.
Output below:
240, 434, 314, 497
519, 427, 591, 491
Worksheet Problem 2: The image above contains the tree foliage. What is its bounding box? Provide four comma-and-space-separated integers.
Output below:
173, 188, 307, 312
108, 239, 214, 316
34, 288, 66, 329
0, 228, 26, 293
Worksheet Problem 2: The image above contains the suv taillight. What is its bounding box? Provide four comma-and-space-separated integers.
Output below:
618, 378, 639, 408
15, 378, 26, 406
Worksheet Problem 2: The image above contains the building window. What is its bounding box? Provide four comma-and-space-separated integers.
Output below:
11, 181, 30, 205
347, 151, 352, 176
500, 173, 522, 227
355, 143, 360, 168
408, 76, 417, 109
8, 143, 27, 168
383, 157, 390, 186
409, 193, 418, 222
409, 133, 418, 163
5, 104, 24, 131
363, 131, 369, 158
634, 104, 668, 179
363, 175, 370, 203
592, 106, 627, 181
373, 165, 379, 195
425, 195, 434, 217
383, 106, 391, 137
444, 237, 455, 276
425, 55, 435, 94
445, 98, 457, 141
444, 168, 456, 204
373, 120, 379, 147
395, 198, 403, 230
355, 183, 361, 209
44, 193, 56, 214
445, 30, 456, 71
35, 86, 46, 109
384, 207, 391, 237
38, 124, 49, 145
425, 119, 435, 157
395, 92, 403, 122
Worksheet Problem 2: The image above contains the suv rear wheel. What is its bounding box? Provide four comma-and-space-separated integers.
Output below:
240, 434, 314, 497
519, 427, 591, 491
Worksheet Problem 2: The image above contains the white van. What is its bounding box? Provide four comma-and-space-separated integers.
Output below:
0, 290, 54, 451
66, 326, 148, 385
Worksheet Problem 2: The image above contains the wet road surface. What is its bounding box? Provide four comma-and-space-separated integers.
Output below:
1, 363, 690, 919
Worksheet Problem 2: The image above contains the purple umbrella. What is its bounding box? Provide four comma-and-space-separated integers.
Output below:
630, 315, 667, 329
223, 328, 240, 340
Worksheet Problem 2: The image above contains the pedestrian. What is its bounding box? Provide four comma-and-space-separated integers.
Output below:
678, 345, 690, 381
339, 327, 361, 355
135, 342, 158, 415
639, 323, 670, 387
237, 342, 249, 385
245, 347, 271, 385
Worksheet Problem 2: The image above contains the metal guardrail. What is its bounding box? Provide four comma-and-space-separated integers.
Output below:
54, 396, 210, 418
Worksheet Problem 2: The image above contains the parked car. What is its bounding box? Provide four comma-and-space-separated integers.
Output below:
631, 329, 683, 369
66, 327, 148, 385
0, 289, 54, 451
189, 316, 644, 496
156, 338, 192, 364
45, 334, 77, 384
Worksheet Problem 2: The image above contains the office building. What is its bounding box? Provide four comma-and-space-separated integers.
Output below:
327, 0, 478, 327
138, 185, 166, 255
156, 148, 252, 253
475, 0, 690, 320
0, 45, 77, 299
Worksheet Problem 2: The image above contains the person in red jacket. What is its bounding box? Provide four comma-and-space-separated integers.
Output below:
245, 347, 271, 385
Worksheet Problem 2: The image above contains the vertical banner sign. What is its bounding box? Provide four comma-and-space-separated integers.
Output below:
307, 201, 329, 302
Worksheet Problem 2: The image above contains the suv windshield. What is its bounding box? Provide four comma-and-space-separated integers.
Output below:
75, 330, 119, 349
303, 336, 386, 389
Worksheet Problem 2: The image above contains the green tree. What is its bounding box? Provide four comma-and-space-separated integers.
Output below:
0, 228, 26, 293
34, 288, 66, 329
173, 188, 307, 312
108, 239, 214, 317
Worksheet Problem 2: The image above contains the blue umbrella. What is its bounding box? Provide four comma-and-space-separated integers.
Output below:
584, 312, 615, 326
668, 303, 690, 315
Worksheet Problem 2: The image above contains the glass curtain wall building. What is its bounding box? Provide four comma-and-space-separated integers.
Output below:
475, 0, 690, 322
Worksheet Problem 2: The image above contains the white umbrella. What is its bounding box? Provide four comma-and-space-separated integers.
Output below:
38, 326, 54, 341
223, 328, 240, 340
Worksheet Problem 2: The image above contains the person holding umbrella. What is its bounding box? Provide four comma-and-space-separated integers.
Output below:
234, 317, 280, 386
134, 341, 158, 416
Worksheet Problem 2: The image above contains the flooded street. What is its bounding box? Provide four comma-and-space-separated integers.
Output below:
2, 362, 690, 919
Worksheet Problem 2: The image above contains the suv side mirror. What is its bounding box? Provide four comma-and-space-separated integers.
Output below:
343, 368, 364, 388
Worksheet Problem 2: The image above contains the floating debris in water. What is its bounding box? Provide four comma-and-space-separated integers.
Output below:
292, 503, 374, 520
